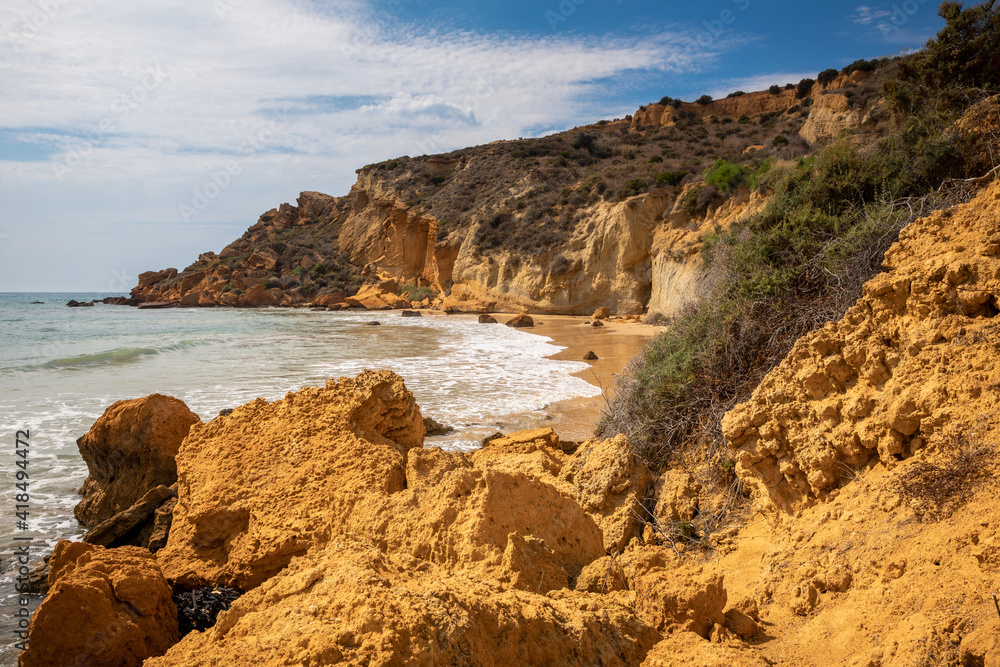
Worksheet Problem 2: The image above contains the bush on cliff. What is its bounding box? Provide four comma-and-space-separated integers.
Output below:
601, 0, 1000, 470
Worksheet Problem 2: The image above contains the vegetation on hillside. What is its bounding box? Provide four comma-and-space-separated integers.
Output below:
600, 0, 1000, 486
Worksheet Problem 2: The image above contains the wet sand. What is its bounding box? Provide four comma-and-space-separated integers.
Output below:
509, 314, 661, 442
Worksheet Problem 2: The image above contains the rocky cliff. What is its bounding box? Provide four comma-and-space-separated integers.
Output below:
131, 66, 887, 317
26, 179, 1000, 664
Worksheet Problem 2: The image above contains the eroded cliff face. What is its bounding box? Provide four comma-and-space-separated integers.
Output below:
131, 69, 885, 316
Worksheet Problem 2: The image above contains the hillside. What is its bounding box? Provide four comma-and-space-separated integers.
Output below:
130, 65, 890, 317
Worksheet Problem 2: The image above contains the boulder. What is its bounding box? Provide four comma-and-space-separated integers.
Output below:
560, 435, 652, 553
312, 291, 346, 308
21, 541, 178, 667
75, 394, 200, 528
583, 351, 599, 361
505, 313, 534, 328
593, 307, 611, 320
422, 416, 453, 436
66, 300, 94, 307
400, 310, 422, 317
156, 370, 424, 589
239, 284, 277, 307
478, 314, 498, 324
83, 484, 177, 549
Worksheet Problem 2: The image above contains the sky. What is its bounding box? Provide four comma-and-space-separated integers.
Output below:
0, 0, 947, 292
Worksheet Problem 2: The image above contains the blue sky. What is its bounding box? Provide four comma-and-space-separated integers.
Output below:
0, 0, 946, 291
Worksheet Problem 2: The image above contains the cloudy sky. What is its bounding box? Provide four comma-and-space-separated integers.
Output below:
0, 0, 945, 292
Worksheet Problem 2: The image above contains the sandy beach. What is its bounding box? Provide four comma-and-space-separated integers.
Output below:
504, 314, 661, 443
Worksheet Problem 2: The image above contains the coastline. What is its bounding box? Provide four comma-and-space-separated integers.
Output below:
509, 314, 660, 442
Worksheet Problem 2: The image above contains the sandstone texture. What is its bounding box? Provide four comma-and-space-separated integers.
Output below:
139, 374, 736, 666
157, 369, 424, 589
75, 394, 199, 528
21, 541, 177, 667
724, 180, 1000, 512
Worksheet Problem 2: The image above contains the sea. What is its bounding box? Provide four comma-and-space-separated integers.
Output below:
0, 292, 601, 663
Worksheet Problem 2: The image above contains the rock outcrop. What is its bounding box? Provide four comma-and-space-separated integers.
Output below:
21, 541, 178, 667
724, 180, 1000, 512
131, 68, 887, 317
75, 394, 199, 529
157, 369, 424, 589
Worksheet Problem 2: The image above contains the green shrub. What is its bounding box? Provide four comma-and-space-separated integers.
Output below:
727, 90, 746, 98
292, 266, 305, 275
696, 95, 713, 105
768, 84, 781, 95
772, 134, 788, 147
817, 68, 839, 87
430, 175, 446, 185
796, 78, 815, 98
647, 156, 664, 164
703, 158, 750, 193
656, 170, 687, 186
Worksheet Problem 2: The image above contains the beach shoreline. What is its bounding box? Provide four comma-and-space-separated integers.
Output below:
491, 313, 660, 443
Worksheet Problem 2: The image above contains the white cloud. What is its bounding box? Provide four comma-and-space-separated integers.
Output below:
851, 5, 893, 25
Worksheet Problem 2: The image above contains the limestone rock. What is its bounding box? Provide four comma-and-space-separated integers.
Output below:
593, 307, 611, 320
239, 284, 277, 307
560, 435, 652, 552
641, 632, 772, 667
505, 313, 534, 328
75, 394, 199, 528
83, 484, 176, 549
21, 541, 177, 667
146, 539, 660, 667
157, 370, 424, 589
653, 471, 701, 523
478, 314, 498, 323
724, 181, 1000, 512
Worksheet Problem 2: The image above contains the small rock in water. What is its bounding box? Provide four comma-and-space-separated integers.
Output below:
219, 408, 234, 417
173, 586, 244, 637
401, 310, 422, 317
423, 416, 454, 436
30, 301, 44, 304
592, 321, 604, 328
478, 314, 498, 324
366, 321, 381, 326
583, 351, 599, 361
66, 299, 94, 307
481, 431, 505, 446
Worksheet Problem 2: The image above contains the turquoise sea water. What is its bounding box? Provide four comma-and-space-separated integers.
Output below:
0, 292, 599, 662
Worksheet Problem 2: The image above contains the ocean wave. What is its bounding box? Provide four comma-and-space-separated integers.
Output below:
17, 339, 211, 372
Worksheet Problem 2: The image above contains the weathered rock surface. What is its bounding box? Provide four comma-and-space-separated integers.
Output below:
21, 541, 177, 667
157, 369, 424, 589
147, 538, 661, 667
75, 394, 199, 528
724, 180, 1000, 512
